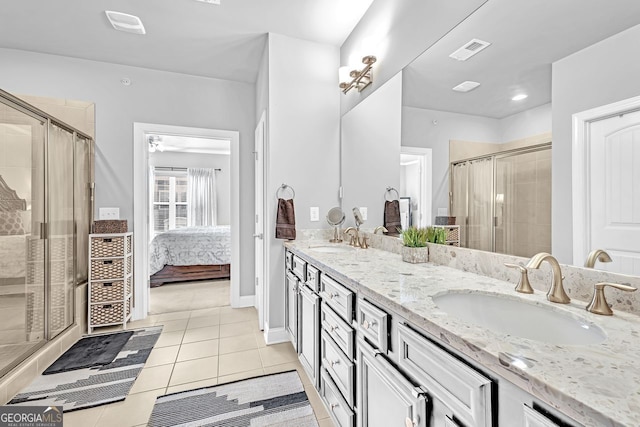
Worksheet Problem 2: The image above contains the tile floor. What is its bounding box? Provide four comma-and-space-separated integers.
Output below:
63, 306, 335, 427
149, 279, 230, 314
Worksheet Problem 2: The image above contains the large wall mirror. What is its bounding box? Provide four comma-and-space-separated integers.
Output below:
340, 0, 640, 273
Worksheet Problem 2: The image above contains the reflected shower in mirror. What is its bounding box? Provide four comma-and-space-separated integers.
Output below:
339, 0, 640, 266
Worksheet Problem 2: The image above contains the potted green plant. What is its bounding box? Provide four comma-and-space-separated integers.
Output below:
401, 226, 429, 263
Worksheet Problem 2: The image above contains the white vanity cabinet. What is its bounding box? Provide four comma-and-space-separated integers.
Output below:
357, 337, 428, 427
298, 282, 321, 387
396, 323, 493, 427
285, 270, 299, 350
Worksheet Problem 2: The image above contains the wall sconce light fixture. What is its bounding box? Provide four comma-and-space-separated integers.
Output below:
339, 55, 377, 94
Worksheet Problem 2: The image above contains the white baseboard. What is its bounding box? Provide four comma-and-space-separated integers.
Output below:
232, 294, 255, 308
263, 325, 290, 345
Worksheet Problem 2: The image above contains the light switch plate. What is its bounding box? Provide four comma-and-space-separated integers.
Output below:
99, 207, 120, 220
310, 207, 320, 222
360, 207, 368, 221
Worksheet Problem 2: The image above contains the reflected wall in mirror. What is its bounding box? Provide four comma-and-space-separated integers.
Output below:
341, 72, 402, 229
395, 0, 640, 269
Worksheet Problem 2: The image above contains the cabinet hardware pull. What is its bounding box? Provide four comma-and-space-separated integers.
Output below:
103, 238, 112, 243
329, 324, 338, 332
362, 319, 377, 330
103, 260, 113, 265
330, 359, 340, 367
328, 292, 339, 299
330, 403, 339, 411
103, 283, 113, 287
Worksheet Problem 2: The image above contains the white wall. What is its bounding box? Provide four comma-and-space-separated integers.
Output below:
401, 105, 501, 221
0, 47, 257, 298
265, 34, 340, 336
499, 103, 552, 143
342, 72, 403, 229
149, 151, 231, 225
552, 24, 640, 263
340, 0, 486, 115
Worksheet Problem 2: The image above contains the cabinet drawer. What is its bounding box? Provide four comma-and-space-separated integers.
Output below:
306, 264, 321, 292
90, 236, 125, 258
320, 275, 353, 322
397, 323, 492, 427
321, 302, 354, 359
321, 331, 355, 407
321, 368, 355, 427
357, 298, 389, 353
292, 255, 307, 280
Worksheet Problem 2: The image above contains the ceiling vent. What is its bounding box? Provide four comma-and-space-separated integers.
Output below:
449, 39, 491, 61
105, 11, 146, 35
452, 81, 481, 93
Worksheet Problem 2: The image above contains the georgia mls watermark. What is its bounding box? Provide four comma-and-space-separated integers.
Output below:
0, 406, 63, 427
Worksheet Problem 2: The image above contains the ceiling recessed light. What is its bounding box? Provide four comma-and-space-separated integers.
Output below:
512, 94, 528, 101
105, 11, 146, 35
195, 0, 221, 4
452, 81, 481, 93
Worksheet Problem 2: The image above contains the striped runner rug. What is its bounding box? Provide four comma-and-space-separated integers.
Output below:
8, 326, 162, 412
148, 370, 318, 426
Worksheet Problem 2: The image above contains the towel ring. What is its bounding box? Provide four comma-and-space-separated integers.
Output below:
385, 186, 399, 202
276, 183, 295, 200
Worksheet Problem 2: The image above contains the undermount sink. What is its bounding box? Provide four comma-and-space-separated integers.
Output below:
308, 245, 355, 254
432, 292, 606, 346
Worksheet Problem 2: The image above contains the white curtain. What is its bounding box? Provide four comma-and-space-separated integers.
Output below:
188, 168, 217, 226
451, 162, 469, 247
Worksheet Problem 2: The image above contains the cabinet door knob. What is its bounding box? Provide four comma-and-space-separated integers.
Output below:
330, 403, 339, 411
329, 324, 338, 332
362, 319, 377, 330
330, 359, 340, 367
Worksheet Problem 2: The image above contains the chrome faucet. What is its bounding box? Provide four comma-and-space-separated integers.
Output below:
526, 252, 570, 304
374, 226, 388, 234
584, 249, 612, 268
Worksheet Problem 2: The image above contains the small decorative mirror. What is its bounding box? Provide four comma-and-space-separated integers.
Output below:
326, 207, 346, 243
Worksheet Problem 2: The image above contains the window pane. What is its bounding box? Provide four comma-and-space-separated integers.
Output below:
176, 204, 188, 228
154, 176, 170, 203
153, 205, 170, 232
176, 177, 188, 203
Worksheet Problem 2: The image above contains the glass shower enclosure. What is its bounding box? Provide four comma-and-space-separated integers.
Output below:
0, 90, 93, 377
450, 145, 551, 257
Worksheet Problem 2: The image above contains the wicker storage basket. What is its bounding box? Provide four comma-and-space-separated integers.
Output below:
90, 280, 128, 303
91, 236, 125, 258
93, 220, 128, 234
91, 258, 126, 280
90, 301, 129, 325
446, 227, 459, 242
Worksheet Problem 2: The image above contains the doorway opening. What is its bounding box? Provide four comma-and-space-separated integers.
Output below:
399, 147, 432, 228
133, 123, 240, 320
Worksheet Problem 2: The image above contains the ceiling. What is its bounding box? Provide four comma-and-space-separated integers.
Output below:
403, 0, 640, 119
0, 0, 374, 83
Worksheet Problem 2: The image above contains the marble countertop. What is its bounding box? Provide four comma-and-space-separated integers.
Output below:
284, 240, 640, 427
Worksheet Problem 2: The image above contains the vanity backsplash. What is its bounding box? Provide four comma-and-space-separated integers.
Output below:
296, 228, 640, 316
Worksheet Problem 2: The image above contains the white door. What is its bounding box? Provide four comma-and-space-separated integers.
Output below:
254, 112, 266, 329
589, 110, 640, 275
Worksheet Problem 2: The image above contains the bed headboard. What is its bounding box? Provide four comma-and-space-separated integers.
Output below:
0, 175, 26, 212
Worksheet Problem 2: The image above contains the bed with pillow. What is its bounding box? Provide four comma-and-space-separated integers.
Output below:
0, 176, 28, 283
148, 225, 231, 287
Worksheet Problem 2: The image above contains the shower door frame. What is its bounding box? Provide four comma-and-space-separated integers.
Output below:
0, 89, 94, 378
450, 142, 551, 253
